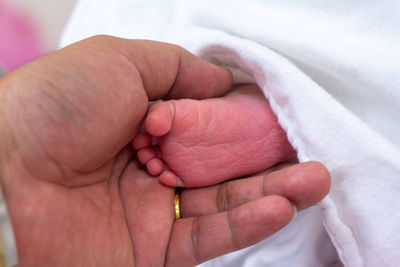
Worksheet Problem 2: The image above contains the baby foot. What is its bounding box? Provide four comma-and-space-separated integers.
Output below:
133, 84, 296, 188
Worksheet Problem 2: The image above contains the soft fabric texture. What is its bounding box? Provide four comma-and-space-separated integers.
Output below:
60, 1, 400, 266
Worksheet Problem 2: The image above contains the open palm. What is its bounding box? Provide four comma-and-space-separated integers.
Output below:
0, 36, 329, 267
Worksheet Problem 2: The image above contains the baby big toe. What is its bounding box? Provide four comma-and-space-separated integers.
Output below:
145, 102, 174, 137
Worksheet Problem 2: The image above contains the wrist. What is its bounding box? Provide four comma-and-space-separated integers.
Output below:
0, 77, 16, 184
0, 183, 18, 267
0, 79, 18, 267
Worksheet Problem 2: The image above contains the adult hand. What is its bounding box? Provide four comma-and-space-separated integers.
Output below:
127, 160, 329, 266
0, 36, 329, 266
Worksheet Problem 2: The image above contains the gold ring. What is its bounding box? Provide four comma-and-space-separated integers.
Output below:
174, 188, 182, 220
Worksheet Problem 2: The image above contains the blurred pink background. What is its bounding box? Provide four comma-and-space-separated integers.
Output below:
0, 0, 44, 71
0, 0, 76, 72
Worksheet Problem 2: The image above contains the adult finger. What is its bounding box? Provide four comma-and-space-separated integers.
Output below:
105, 37, 233, 100
181, 161, 330, 217
120, 160, 175, 267
66, 36, 233, 100
166, 195, 294, 267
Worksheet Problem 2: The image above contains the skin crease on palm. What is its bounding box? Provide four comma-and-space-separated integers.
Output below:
0, 36, 330, 266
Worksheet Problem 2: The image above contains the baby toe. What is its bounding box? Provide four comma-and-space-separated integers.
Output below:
137, 147, 156, 164
146, 158, 164, 176
132, 133, 152, 149
160, 171, 185, 187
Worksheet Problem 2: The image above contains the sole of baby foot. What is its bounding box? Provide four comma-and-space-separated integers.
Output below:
139, 85, 296, 188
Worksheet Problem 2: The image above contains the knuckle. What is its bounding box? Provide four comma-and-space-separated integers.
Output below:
262, 173, 269, 196
216, 182, 229, 212
227, 211, 241, 250
190, 217, 203, 263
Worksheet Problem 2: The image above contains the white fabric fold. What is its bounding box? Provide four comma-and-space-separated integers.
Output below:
60, 1, 400, 266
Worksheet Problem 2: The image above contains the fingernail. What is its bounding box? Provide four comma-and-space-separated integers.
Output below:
174, 175, 185, 187
291, 204, 298, 222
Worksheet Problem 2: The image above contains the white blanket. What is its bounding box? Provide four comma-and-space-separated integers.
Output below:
60, 1, 400, 266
